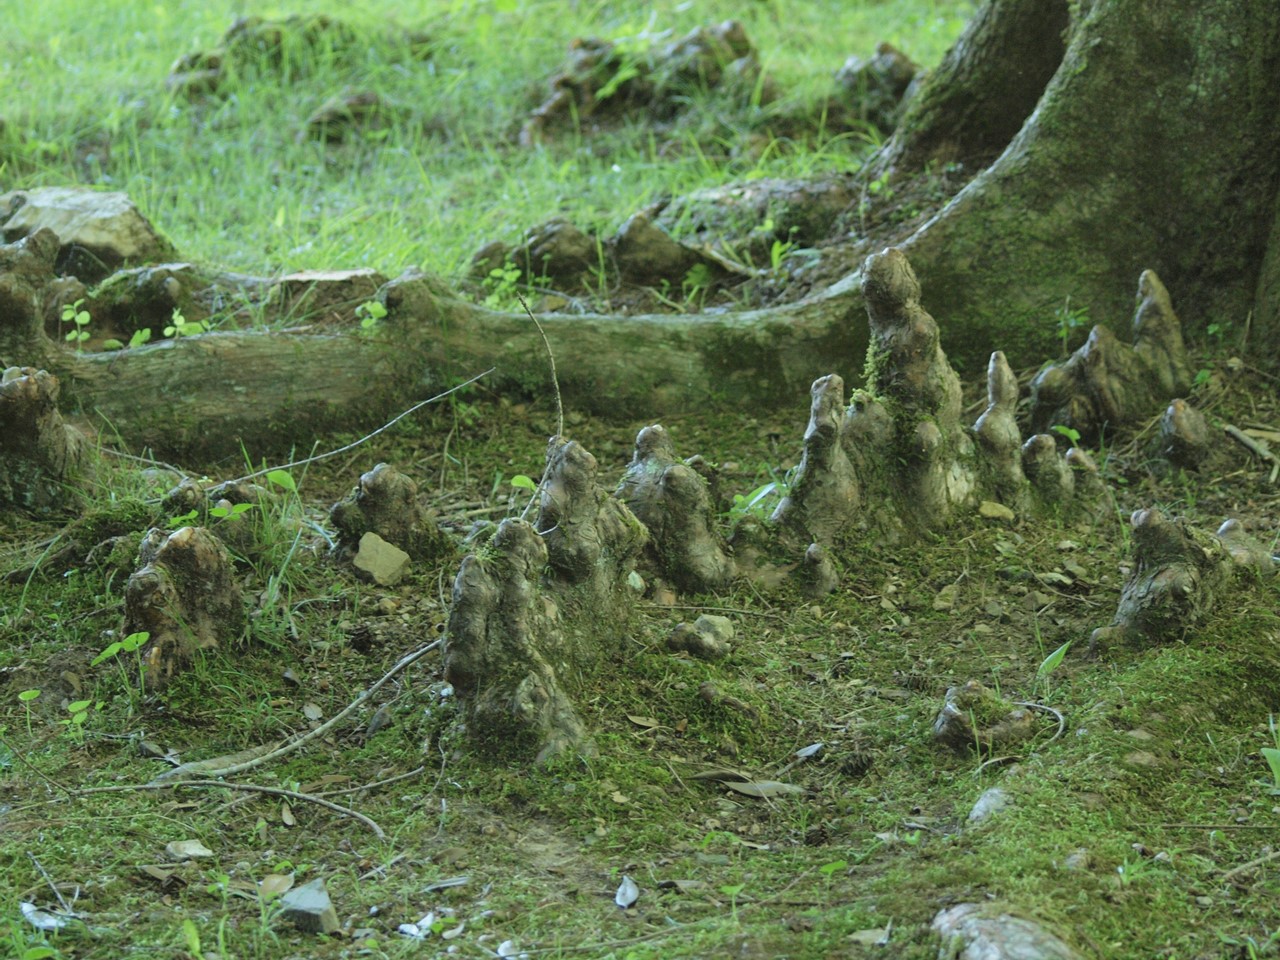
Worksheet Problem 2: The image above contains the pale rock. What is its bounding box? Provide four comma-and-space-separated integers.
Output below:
353, 532, 411, 586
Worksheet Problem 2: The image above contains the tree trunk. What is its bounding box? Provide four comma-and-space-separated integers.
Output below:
875, 0, 1280, 367
3, 0, 1276, 457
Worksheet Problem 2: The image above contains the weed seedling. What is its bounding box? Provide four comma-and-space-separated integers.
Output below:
60, 699, 98, 745
164, 308, 210, 339
17, 688, 40, 737
92, 630, 150, 694
1054, 297, 1090, 356
1261, 715, 1280, 793
356, 299, 387, 332
61, 299, 91, 349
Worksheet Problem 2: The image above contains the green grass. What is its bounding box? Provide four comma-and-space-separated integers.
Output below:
2, 0, 974, 284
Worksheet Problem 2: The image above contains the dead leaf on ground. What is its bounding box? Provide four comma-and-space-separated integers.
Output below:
722, 779, 806, 798
615, 874, 640, 908
164, 839, 214, 860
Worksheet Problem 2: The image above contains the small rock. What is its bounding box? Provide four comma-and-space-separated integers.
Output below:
932, 583, 958, 612
1125, 728, 1154, 740
1124, 750, 1161, 768
2, 186, 174, 282
352, 532, 410, 586
667, 614, 735, 660
967, 787, 1011, 824
932, 903, 1083, 960
279, 878, 341, 935
979, 500, 1016, 523
1062, 848, 1092, 871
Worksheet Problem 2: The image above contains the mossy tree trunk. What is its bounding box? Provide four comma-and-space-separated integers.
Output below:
874, 0, 1280, 367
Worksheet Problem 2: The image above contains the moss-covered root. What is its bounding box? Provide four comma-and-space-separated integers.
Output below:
771, 374, 860, 545
537, 436, 648, 594
123, 526, 245, 690
446, 437, 647, 762
615, 424, 733, 594
1027, 269, 1192, 443
329, 461, 453, 561
443, 519, 593, 763
0, 228, 60, 366
1090, 509, 1275, 653
972, 350, 1029, 509
0, 367, 90, 514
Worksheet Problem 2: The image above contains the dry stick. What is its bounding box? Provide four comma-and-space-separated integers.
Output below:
314, 765, 427, 798
1224, 422, 1280, 483
1220, 848, 1280, 883
27, 853, 74, 913
1013, 701, 1067, 743
0, 734, 74, 798
221, 368, 496, 487
641, 602, 785, 621
516, 292, 563, 524
75, 779, 385, 839
152, 639, 442, 784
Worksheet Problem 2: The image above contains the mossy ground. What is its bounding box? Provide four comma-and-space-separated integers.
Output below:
3, 356, 1280, 960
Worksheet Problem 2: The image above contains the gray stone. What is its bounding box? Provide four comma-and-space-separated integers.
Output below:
1, 187, 175, 281
967, 787, 1012, 824
279, 878, 341, 935
932, 902, 1083, 960
352, 532, 411, 586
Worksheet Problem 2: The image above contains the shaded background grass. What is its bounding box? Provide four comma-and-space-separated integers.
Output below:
3, 0, 975, 281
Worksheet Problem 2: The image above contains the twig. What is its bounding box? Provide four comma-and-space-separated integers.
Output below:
315, 765, 426, 798
1012, 701, 1067, 742
1224, 422, 1280, 482
73, 779, 385, 839
27, 853, 74, 913
220, 368, 495, 487
97, 447, 192, 480
515, 292, 563, 524
1160, 823, 1280, 830
152, 639, 442, 783
0, 734, 73, 798
1220, 848, 1280, 883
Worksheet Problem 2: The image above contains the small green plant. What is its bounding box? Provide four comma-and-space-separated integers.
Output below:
682, 262, 714, 309
729, 466, 794, 523
17, 688, 40, 737
60, 699, 99, 745
103, 327, 155, 350
1034, 635, 1072, 699
61, 298, 91, 349
92, 630, 150, 691
1054, 297, 1090, 356
1261, 715, 1280, 792
209, 502, 257, 521
1051, 424, 1082, 446
483, 263, 522, 308
719, 883, 746, 921
164, 308, 210, 339
356, 299, 387, 331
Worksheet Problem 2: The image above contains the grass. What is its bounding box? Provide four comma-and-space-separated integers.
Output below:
2, 0, 974, 285
6, 1, 1280, 958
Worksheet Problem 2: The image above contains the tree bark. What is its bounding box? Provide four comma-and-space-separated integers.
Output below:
17, 272, 867, 458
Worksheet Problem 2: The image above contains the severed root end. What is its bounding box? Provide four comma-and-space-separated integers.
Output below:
123, 526, 245, 690
0, 367, 90, 514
